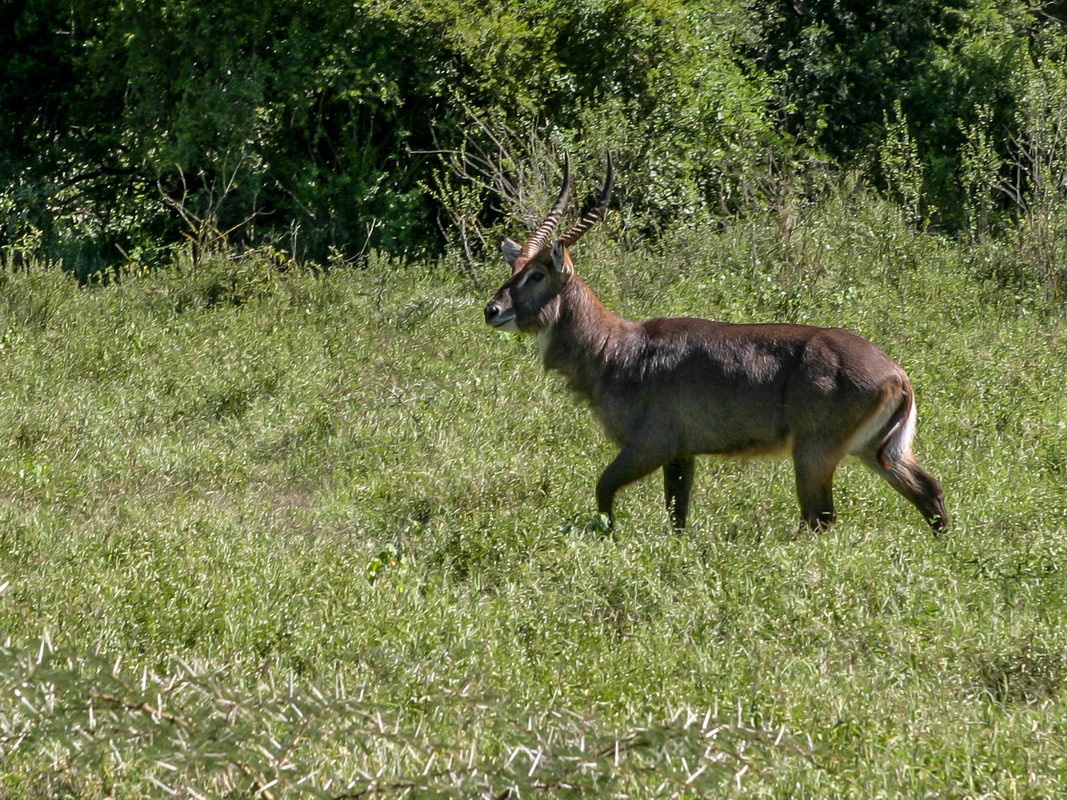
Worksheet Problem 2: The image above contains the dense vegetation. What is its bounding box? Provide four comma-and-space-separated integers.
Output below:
4, 0, 1067, 283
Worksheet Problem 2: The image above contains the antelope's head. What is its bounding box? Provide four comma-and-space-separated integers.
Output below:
484, 154, 613, 334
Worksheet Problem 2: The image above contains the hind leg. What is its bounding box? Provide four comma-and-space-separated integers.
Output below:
860, 452, 947, 534
793, 439, 845, 531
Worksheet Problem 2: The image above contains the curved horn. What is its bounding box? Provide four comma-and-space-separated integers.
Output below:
521, 153, 572, 258
560, 152, 613, 248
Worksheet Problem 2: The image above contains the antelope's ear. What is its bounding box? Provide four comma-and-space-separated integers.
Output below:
550, 241, 573, 283
501, 236, 523, 268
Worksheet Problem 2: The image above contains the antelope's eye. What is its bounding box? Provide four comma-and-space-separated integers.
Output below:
527, 271, 545, 283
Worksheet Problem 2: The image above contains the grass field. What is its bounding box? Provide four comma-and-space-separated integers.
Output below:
2, 195, 1067, 797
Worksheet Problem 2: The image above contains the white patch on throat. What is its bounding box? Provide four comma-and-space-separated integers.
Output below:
537, 324, 554, 361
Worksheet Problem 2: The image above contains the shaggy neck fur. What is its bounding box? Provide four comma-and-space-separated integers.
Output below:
537, 277, 633, 403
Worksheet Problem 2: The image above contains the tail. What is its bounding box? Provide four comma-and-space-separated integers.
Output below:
875, 384, 918, 468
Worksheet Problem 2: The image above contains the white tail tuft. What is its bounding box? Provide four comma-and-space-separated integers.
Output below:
846, 386, 916, 465
879, 390, 917, 466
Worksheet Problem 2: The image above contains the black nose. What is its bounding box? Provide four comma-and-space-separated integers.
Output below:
484, 303, 499, 323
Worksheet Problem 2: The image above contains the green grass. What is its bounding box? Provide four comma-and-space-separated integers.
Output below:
2, 198, 1067, 797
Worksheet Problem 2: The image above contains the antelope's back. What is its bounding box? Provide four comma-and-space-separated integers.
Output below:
594, 318, 908, 456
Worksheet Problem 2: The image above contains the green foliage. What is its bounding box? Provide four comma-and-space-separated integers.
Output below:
2, 190, 1067, 794
1006, 37, 1067, 300
0, 0, 780, 272
959, 103, 1004, 238
754, 0, 1038, 227
878, 99, 927, 226
8, 0, 1067, 271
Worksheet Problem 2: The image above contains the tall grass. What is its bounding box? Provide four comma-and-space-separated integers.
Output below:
2, 194, 1067, 796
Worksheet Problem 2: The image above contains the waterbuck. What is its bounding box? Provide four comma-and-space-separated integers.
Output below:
483, 156, 947, 533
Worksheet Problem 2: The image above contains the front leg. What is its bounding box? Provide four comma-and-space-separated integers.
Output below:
596, 445, 672, 527
663, 456, 696, 530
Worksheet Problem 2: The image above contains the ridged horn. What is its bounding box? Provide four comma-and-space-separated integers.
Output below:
521, 153, 572, 259
560, 152, 613, 248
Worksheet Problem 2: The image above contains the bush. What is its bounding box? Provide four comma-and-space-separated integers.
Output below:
0, 0, 782, 272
